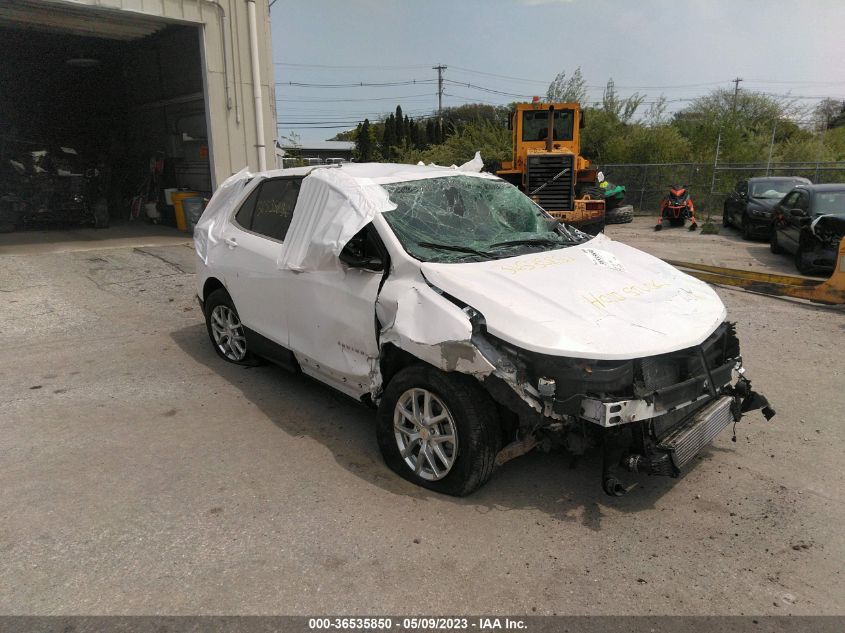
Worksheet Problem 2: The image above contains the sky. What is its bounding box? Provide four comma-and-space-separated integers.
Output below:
269, 0, 845, 143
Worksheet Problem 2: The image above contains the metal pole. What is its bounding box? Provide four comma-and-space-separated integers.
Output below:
638, 165, 647, 213
710, 128, 722, 195
246, 0, 267, 171
731, 77, 743, 114
432, 64, 447, 121
766, 120, 777, 176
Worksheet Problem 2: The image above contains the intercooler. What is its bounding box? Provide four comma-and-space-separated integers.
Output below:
657, 396, 735, 468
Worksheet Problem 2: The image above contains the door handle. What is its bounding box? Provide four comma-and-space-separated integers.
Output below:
224, 237, 238, 248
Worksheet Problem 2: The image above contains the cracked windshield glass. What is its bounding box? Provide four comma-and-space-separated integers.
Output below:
381, 175, 586, 263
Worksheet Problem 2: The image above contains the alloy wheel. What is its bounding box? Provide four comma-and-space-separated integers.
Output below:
393, 388, 458, 481
210, 304, 247, 361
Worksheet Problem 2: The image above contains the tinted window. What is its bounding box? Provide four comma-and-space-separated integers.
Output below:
795, 191, 810, 211
250, 178, 302, 241
813, 191, 845, 215
780, 192, 799, 209
235, 185, 260, 229
522, 110, 574, 142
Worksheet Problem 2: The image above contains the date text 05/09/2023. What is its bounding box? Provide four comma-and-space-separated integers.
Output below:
307, 617, 528, 630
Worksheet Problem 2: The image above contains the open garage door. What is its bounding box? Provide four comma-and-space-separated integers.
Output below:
0, 1, 212, 239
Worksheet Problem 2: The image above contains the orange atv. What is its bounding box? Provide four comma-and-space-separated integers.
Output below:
655, 184, 697, 231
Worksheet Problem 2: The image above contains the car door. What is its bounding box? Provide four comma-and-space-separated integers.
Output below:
772, 191, 798, 252
282, 224, 386, 399
218, 176, 303, 346
729, 180, 747, 225
781, 190, 810, 252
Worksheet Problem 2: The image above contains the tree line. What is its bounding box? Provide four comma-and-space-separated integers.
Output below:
343, 68, 845, 170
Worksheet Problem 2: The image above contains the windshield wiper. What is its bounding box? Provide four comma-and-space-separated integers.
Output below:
489, 237, 564, 248
417, 241, 493, 259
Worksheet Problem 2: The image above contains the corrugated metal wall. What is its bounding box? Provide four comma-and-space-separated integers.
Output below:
0, 0, 277, 188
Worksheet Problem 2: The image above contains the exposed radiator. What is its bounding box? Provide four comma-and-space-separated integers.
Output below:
658, 396, 734, 468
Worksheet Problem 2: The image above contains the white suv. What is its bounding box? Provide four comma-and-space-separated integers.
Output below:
194, 162, 772, 496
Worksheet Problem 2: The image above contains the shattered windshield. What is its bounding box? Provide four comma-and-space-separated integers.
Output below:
381, 175, 587, 263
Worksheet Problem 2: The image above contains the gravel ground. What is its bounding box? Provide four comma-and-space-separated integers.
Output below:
0, 221, 842, 615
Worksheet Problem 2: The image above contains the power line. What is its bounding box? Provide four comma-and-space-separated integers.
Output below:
278, 80, 437, 88
275, 93, 437, 103
274, 62, 431, 70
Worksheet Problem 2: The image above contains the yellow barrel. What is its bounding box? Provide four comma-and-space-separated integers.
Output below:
171, 191, 199, 231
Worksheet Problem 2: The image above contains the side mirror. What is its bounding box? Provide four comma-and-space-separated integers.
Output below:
789, 208, 806, 217
339, 243, 383, 271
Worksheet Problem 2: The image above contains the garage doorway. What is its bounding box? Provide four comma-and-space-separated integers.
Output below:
0, 5, 212, 245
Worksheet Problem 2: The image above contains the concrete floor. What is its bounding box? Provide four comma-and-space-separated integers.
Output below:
1, 219, 843, 615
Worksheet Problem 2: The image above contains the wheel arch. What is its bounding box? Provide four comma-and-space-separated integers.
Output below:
202, 277, 226, 302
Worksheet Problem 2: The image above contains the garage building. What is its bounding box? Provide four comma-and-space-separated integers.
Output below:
0, 0, 275, 232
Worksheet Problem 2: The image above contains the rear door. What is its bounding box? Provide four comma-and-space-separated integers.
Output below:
219, 177, 303, 345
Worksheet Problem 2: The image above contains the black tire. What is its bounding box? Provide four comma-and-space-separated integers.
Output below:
794, 242, 813, 275
722, 205, 731, 228
741, 214, 753, 240
580, 185, 604, 202
92, 198, 110, 229
770, 227, 785, 254
606, 205, 634, 225
376, 364, 501, 496
203, 288, 261, 366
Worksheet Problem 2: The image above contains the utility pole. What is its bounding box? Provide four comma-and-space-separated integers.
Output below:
433, 64, 447, 121
731, 77, 743, 114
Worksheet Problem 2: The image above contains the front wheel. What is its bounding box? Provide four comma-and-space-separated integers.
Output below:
795, 242, 814, 275
770, 227, 785, 254
376, 365, 501, 496
741, 214, 753, 240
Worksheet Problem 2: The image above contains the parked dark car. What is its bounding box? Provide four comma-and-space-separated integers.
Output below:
770, 183, 845, 274
723, 176, 811, 240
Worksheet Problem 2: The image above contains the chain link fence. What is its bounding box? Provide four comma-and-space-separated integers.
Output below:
598, 161, 845, 220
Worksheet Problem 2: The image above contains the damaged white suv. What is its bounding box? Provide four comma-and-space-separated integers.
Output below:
194, 161, 773, 496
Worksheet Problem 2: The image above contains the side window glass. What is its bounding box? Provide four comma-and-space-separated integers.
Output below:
251, 178, 302, 241
781, 192, 797, 209
795, 192, 809, 212
234, 185, 261, 230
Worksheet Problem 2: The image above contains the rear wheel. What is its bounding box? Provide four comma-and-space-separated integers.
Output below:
376, 365, 501, 496
606, 205, 633, 224
203, 288, 260, 365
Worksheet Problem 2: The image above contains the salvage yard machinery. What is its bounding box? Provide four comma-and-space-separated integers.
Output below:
498, 99, 606, 235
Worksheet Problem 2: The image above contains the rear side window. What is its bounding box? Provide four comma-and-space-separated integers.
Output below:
233, 177, 302, 241
252, 178, 302, 241
234, 185, 260, 229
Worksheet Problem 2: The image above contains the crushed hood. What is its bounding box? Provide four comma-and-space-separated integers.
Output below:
420, 234, 727, 360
